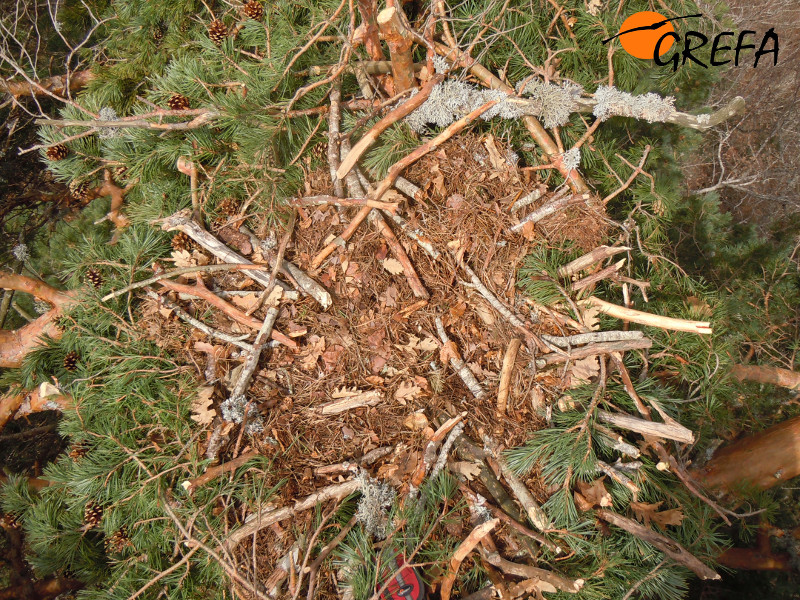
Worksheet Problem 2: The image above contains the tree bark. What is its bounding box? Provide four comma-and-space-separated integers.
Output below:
0, 274, 74, 368
377, 6, 416, 92
1, 70, 94, 98
730, 363, 800, 390
692, 415, 800, 492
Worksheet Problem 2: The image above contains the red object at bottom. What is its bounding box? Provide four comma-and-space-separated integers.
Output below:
377, 555, 427, 600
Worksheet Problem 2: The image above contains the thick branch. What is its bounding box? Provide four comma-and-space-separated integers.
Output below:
730, 364, 800, 390
1, 70, 94, 98
377, 6, 416, 92
595, 509, 720, 580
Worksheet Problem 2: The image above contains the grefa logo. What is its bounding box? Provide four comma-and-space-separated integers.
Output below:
603, 11, 778, 71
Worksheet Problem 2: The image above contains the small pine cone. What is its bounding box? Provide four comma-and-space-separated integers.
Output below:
46, 144, 69, 161
171, 231, 193, 252
0, 513, 20, 529
86, 268, 103, 289
152, 23, 165, 42
105, 525, 131, 554
311, 141, 327, 160
217, 197, 239, 216
113, 165, 127, 183
243, 1, 264, 20
69, 180, 91, 201
167, 93, 191, 111
207, 20, 228, 45
69, 443, 89, 461
63, 351, 79, 372
83, 502, 103, 528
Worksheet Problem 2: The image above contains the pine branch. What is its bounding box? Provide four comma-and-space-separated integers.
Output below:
595, 509, 720, 580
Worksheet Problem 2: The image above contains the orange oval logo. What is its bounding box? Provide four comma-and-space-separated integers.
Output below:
618, 11, 675, 59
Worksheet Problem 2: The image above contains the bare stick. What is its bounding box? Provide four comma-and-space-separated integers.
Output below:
157, 279, 295, 349
35, 112, 218, 131
157, 210, 333, 307
483, 436, 550, 532
183, 450, 260, 495
571, 259, 626, 292
144, 289, 252, 350
327, 84, 345, 198
336, 73, 443, 180
305, 515, 357, 600
497, 338, 522, 415
226, 479, 361, 550
541, 330, 646, 348
319, 390, 383, 415
371, 210, 429, 298
602, 145, 651, 205
595, 509, 720, 579
239, 226, 331, 308
102, 263, 294, 302
558, 245, 631, 278
377, 6, 416, 92
291, 195, 399, 211
457, 260, 529, 331
597, 410, 694, 444
536, 339, 652, 368
436, 317, 486, 399
480, 551, 584, 593
509, 192, 591, 233
483, 502, 563, 554
581, 296, 712, 335
381, 210, 439, 258
440, 519, 500, 600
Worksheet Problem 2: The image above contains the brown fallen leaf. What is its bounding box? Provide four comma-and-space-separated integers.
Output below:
576, 478, 613, 508
567, 356, 600, 388
403, 411, 429, 431
382, 258, 405, 275
299, 335, 326, 371
630, 501, 663, 527
190, 387, 215, 425
395, 380, 423, 404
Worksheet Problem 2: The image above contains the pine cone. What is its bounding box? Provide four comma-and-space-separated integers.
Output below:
69, 443, 89, 461
113, 165, 127, 184
167, 93, 191, 111
207, 20, 228, 45
69, 180, 91, 201
171, 231, 193, 252
83, 502, 103, 528
63, 351, 79, 372
152, 22, 166, 42
86, 268, 103, 288
0, 513, 20, 529
46, 144, 69, 161
243, 1, 264, 20
311, 141, 327, 161
105, 525, 131, 554
217, 197, 239, 216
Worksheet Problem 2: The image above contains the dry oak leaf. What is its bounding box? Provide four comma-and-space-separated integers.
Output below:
231, 293, 260, 311
567, 356, 600, 388
449, 461, 482, 481
382, 258, 405, 275
395, 334, 438, 355
576, 478, 613, 508
190, 386, 216, 425
631, 501, 684, 529
395, 380, 423, 404
580, 304, 602, 331
299, 335, 326, 371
